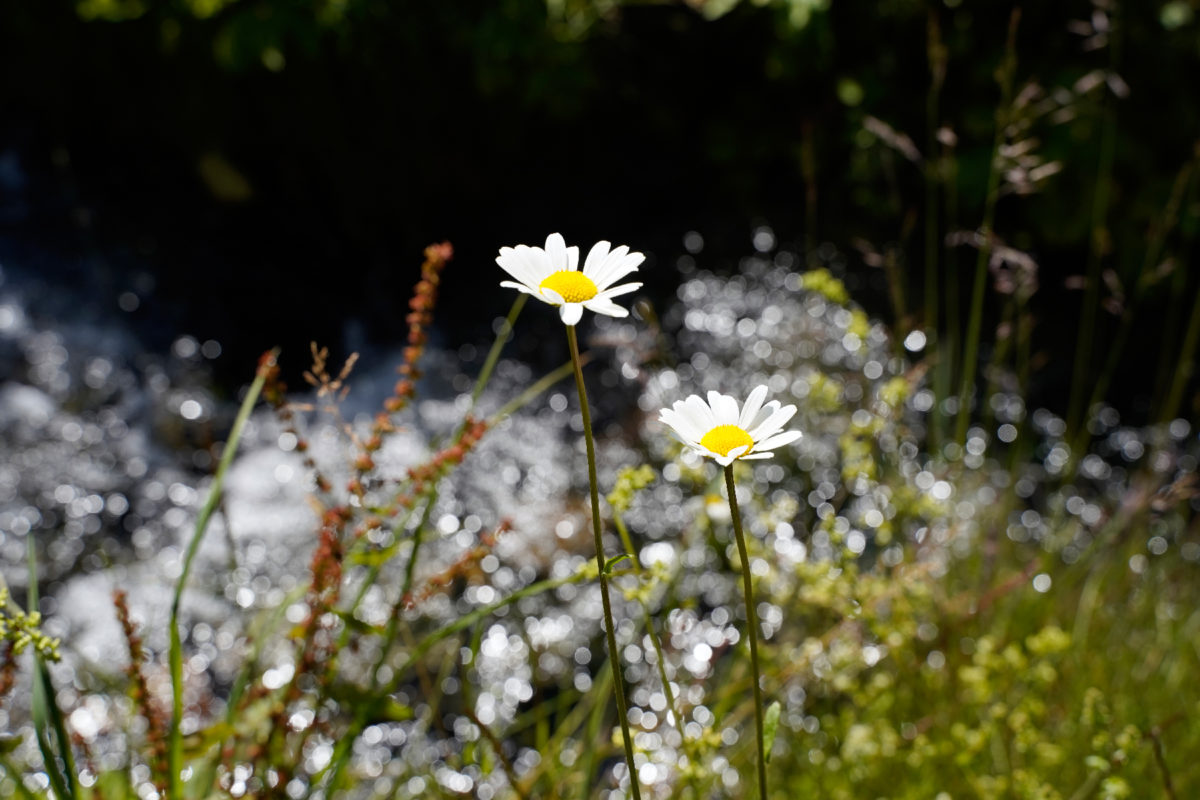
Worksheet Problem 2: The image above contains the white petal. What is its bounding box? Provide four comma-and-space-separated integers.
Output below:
499, 280, 543, 297
583, 299, 629, 318
540, 286, 566, 305
739, 452, 774, 460
670, 400, 707, 439
714, 453, 736, 466
738, 385, 769, 429
726, 444, 750, 460
558, 303, 584, 325
596, 282, 642, 300
746, 400, 780, 432
566, 245, 579, 271
684, 394, 716, 431
583, 240, 611, 274
754, 430, 802, 451
707, 391, 739, 425
748, 404, 798, 440
660, 408, 704, 443
593, 250, 645, 289
589, 245, 632, 287
545, 233, 568, 270
496, 248, 537, 287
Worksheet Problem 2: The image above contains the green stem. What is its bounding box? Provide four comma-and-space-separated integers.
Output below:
0, 757, 40, 800
613, 512, 683, 743
1067, 2, 1122, 438
469, 294, 527, 411
168, 349, 276, 797
1067, 102, 1118, 437
724, 465, 767, 800
565, 324, 642, 800
320, 570, 586, 791
25, 540, 78, 800
924, 6, 945, 449
957, 9, 1019, 446
1162, 277, 1200, 424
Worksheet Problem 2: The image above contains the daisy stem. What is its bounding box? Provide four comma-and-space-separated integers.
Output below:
724, 464, 767, 800
565, 324, 642, 800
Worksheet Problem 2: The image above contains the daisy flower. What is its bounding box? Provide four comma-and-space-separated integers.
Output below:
496, 232, 644, 325
659, 385, 802, 466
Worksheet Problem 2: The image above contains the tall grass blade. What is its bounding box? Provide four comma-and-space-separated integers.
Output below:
957, 9, 1019, 446
167, 349, 277, 797
26, 537, 78, 800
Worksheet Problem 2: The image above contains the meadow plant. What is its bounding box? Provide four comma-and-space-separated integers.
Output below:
497, 232, 646, 799
0, 222, 1198, 800
658, 386, 801, 799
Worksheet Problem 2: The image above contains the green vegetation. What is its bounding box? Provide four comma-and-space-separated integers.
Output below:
1, 1, 1199, 798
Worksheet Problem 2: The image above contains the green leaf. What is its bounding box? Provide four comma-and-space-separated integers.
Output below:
603, 553, 632, 574
763, 700, 782, 764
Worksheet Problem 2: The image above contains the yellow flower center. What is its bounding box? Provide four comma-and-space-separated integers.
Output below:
699, 425, 754, 457
539, 271, 598, 304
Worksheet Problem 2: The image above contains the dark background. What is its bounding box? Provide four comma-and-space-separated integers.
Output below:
2, 0, 1198, 420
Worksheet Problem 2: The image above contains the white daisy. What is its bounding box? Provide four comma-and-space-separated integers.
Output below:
496, 232, 645, 325
659, 385, 802, 467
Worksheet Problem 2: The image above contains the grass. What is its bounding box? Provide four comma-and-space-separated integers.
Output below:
2, 6, 1199, 798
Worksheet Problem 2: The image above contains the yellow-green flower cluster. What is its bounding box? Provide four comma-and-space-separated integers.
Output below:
607, 464, 656, 513
0, 586, 61, 662
800, 267, 850, 305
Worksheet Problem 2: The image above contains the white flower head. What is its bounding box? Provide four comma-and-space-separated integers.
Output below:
659, 385, 802, 467
496, 232, 644, 325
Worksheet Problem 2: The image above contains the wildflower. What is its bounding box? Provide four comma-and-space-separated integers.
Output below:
496, 232, 644, 325
660, 384, 799, 799
659, 385, 802, 466
499, 230, 647, 797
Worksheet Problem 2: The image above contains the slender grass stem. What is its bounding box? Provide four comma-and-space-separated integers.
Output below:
0, 757, 40, 800
1067, 4, 1122, 440
1162, 278, 1200, 424
724, 464, 767, 800
168, 349, 275, 797
1066, 102, 1118, 438
613, 511, 683, 743
25, 540, 78, 800
925, 7, 946, 449
565, 324, 642, 800
957, 10, 1019, 447
319, 570, 587, 791
469, 294, 527, 411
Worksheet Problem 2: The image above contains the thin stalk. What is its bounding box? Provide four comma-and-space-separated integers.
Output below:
168, 349, 276, 797
0, 757, 40, 800
1161, 278, 1200, 423
25, 540, 78, 800
1066, 157, 1197, 462
319, 569, 587, 791
939, 135, 961, 444
565, 324, 642, 800
1006, 306, 1034, 473
883, 247, 909, 342
724, 465, 767, 800
1067, 2, 1122, 438
924, 8, 946, 415
1155, 152, 1200, 420
470, 295, 527, 411
613, 512, 683, 740
957, 9, 1019, 446
578, 678, 610, 800
1066, 103, 1118, 437
1153, 245, 1192, 415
